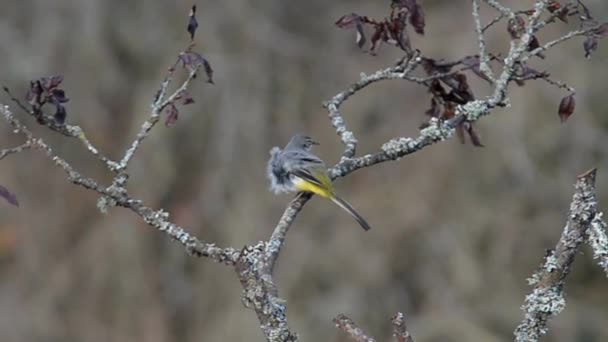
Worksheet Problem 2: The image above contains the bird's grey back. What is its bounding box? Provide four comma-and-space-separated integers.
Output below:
267, 140, 324, 194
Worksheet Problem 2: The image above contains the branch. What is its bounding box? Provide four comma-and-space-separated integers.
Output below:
236, 244, 298, 341
392, 312, 415, 342
265, 193, 311, 272
514, 168, 598, 342
333, 314, 376, 342
0, 104, 238, 265
118, 63, 201, 172
0, 141, 33, 160
587, 213, 608, 276
323, 53, 422, 159
523, 23, 605, 62
2, 86, 120, 170
472, 0, 497, 82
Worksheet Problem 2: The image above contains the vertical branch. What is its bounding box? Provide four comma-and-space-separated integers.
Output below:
587, 213, 608, 276
236, 244, 298, 341
472, 0, 496, 82
514, 168, 598, 342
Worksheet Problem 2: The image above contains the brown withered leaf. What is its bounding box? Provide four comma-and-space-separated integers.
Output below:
187, 5, 199, 40
464, 122, 484, 147
369, 25, 385, 55
547, 1, 562, 13
165, 103, 179, 127
528, 36, 546, 59
583, 36, 598, 58
456, 125, 466, 144
335, 14, 367, 48
558, 93, 575, 122
425, 97, 441, 117
408, 3, 425, 35
0, 185, 19, 207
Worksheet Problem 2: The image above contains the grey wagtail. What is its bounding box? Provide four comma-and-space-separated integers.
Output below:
267, 134, 371, 231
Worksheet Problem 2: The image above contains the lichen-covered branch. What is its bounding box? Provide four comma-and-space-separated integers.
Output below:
117, 63, 201, 175
514, 168, 598, 342
333, 314, 376, 342
1, 2, 606, 341
392, 312, 415, 342
237, 244, 298, 341
0, 104, 238, 265
472, 0, 496, 82
587, 213, 608, 276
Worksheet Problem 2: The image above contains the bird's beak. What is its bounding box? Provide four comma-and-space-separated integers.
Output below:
311, 139, 320, 145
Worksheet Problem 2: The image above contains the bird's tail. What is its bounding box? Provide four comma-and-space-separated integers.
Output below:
330, 195, 372, 231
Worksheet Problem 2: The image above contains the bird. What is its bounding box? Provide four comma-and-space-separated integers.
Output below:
267, 134, 371, 231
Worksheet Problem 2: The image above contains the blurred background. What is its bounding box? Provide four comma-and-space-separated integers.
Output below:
0, 0, 607, 341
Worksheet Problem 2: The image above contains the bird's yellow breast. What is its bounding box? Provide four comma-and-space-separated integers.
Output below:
292, 177, 331, 198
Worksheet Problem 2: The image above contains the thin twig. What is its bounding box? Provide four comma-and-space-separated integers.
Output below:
0, 104, 238, 265
333, 314, 376, 342
2, 86, 120, 170
118, 63, 201, 171
523, 24, 604, 62
472, 0, 496, 82
0, 141, 33, 160
323, 53, 421, 159
484, 0, 515, 18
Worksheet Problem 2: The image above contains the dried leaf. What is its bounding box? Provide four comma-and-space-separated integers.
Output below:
51, 89, 69, 103
547, 1, 562, 13
558, 93, 575, 122
165, 104, 179, 127
54, 103, 67, 124
409, 3, 425, 35
456, 124, 466, 144
179, 51, 214, 83
528, 35, 545, 59
335, 14, 367, 49
40, 75, 64, 90
187, 5, 199, 40
424, 98, 441, 117
583, 36, 598, 58
464, 122, 484, 147
507, 16, 525, 39
0, 185, 19, 207
179, 90, 195, 105
369, 25, 385, 55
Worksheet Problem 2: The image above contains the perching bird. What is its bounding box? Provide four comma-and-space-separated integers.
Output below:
267, 134, 371, 231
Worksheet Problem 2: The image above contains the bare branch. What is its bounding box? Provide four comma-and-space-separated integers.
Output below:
472, 0, 496, 82
0, 104, 238, 265
333, 314, 376, 342
265, 193, 311, 272
587, 213, 608, 277
514, 168, 598, 342
392, 312, 415, 342
118, 64, 201, 172
484, 0, 515, 18
0, 141, 33, 160
523, 23, 605, 62
236, 244, 298, 341
323, 53, 422, 159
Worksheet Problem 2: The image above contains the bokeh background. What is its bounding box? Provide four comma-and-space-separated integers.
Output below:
1, 1, 607, 341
